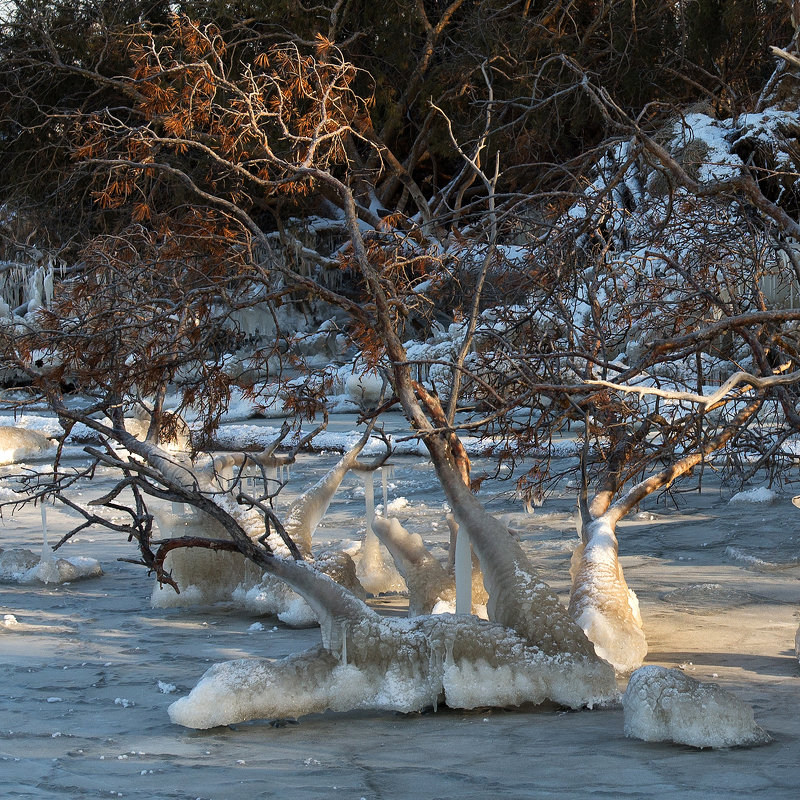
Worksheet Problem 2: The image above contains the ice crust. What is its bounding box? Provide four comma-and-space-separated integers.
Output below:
169, 612, 616, 729
622, 666, 771, 749
569, 516, 647, 673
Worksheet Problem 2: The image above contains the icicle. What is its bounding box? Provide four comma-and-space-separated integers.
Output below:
574, 507, 583, 541
454, 523, 472, 615
444, 635, 455, 666
381, 464, 394, 516
362, 470, 378, 559
340, 620, 348, 665
220, 461, 234, 491
41, 503, 50, 558
43, 264, 54, 309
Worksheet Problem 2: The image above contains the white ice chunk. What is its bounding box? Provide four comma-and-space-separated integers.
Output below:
728, 487, 777, 505
622, 666, 771, 749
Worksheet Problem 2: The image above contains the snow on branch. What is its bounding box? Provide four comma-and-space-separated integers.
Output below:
586, 368, 800, 409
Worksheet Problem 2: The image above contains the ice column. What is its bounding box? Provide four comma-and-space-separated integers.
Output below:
41, 504, 49, 556
454, 520, 472, 615
361, 470, 379, 563
381, 464, 394, 515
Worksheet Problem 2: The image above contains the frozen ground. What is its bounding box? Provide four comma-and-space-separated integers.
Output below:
1, 414, 799, 798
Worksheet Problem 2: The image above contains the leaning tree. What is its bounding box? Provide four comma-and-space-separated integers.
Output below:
2, 9, 800, 721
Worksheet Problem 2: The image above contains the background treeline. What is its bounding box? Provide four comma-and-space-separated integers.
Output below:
0, 0, 793, 253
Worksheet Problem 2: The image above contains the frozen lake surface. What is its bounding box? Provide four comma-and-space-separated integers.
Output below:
1, 415, 799, 798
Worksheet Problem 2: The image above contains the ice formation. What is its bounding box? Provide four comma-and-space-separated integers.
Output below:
568, 514, 647, 673
371, 516, 487, 617
150, 503, 263, 607
283, 434, 373, 557
622, 666, 771, 749
0, 426, 55, 465
0, 509, 102, 585
371, 516, 454, 615
151, 433, 371, 619
344, 370, 384, 405
236, 551, 365, 627
433, 462, 608, 662
729, 487, 777, 505
169, 557, 617, 729
129, 435, 615, 726
354, 468, 406, 595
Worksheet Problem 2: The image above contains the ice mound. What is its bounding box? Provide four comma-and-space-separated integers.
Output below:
728, 487, 777, 504
344, 371, 384, 404
569, 518, 647, 673
0, 426, 55, 465
622, 666, 771, 749
169, 613, 618, 729
0, 547, 102, 584
0, 547, 39, 580
431, 598, 488, 619
237, 573, 315, 626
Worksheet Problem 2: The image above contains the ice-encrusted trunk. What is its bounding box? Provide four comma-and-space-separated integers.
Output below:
565, 399, 762, 672
428, 440, 606, 662
568, 513, 646, 673
371, 516, 454, 615
169, 547, 618, 729
282, 433, 373, 557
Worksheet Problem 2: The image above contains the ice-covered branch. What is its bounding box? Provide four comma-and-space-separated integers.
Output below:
586, 368, 800, 410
